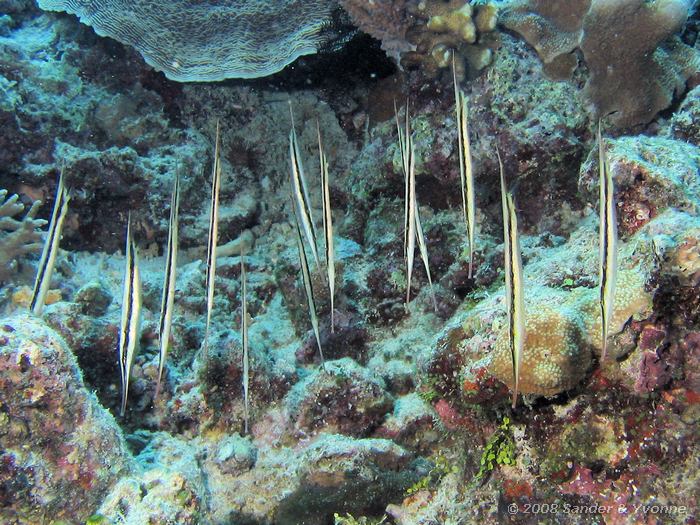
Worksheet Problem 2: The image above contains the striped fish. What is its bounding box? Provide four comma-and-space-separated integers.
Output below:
241, 255, 250, 434
30, 169, 70, 315
453, 59, 476, 278
317, 121, 336, 332
293, 205, 326, 369
118, 214, 142, 417
598, 122, 617, 363
155, 168, 181, 400
395, 100, 410, 263
204, 122, 222, 352
396, 107, 437, 310
289, 105, 321, 269
498, 150, 525, 410
405, 128, 417, 306
411, 140, 438, 312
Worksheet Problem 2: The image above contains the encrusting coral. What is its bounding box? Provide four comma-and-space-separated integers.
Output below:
489, 299, 591, 396
0, 189, 46, 282
501, 0, 699, 127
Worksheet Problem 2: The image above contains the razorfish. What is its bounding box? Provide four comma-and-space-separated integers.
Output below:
118, 214, 142, 417
498, 150, 525, 410
317, 121, 336, 332
453, 57, 476, 278
395, 104, 437, 310
598, 122, 617, 363
289, 104, 321, 269
30, 169, 70, 315
410, 140, 438, 311
204, 122, 222, 352
241, 255, 250, 434
395, 100, 410, 263
292, 199, 326, 368
155, 168, 180, 400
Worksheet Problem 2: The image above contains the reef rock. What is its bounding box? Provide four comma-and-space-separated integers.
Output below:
285, 358, 394, 438
0, 314, 133, 524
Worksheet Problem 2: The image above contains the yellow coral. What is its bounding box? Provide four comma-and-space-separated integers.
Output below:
474, 3, 498, 33
402, 1, 498, 80
490, 302, 592, 396
427, 4, 476, 43
489, 267, 654, 398
12, 285, 62, 308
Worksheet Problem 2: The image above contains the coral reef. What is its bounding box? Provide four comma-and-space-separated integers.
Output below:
501, 0, 700, 127
1, 0, 700, 523
0, 189, 45, 282
36, 0, 341, 81
489, 300, 592, 396
340, 0, 499, 80
339, 0, 415, 63
402, 0, 500, 80
0, 315, 133, 524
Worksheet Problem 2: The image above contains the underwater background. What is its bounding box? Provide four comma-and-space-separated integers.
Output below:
1, 0, 699, 524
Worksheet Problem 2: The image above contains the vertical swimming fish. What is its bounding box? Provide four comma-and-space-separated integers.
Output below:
155, 168, 180, 400
411, 140, 438, 312
241, 255, 250, 434
204, 122, 222, 352
453, 58, 476, 278
395, 101, 410, 263
118, 214, 142, 417
396, 107, 437, 310
498, 150, 525, 410
598, 122, 617, 363
317, 121, 336, 332
405, 130, 417, 306
293, 205, 326, 369
289, 104, 321, 269
30, 169, 70, 315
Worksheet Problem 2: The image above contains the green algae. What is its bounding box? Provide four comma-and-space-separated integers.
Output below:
85, 515, 110, 525
406, 449, 459, 495
475, 416, 515, 482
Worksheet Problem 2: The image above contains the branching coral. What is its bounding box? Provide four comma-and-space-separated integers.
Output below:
501, 0, 698, 127
0, 189, 46, 282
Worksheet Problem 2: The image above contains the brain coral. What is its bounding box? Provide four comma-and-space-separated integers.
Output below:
490, 301, 592, 396
501, 0, 698, 127
37, 0, 338, 81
